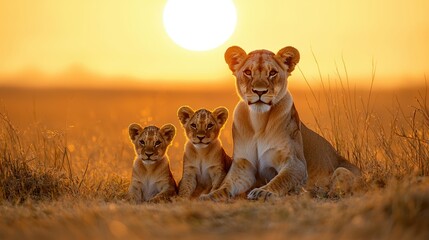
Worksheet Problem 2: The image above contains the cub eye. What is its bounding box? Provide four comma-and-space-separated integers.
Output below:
269, 70, 278, 77
139, 140, 145, 146
190, 123, 197, 129
155, 140, 162, 147
244, 69, 252, 76
207, 123, 214, 129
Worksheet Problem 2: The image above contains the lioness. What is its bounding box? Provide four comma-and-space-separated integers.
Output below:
202, 46, 361, 201
177, 106, 232, 198
128, 123, 177, 203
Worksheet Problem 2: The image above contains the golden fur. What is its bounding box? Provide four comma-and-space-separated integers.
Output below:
128, 123, 177, 203
177, 106, 232, 198
202, 46, 361, 201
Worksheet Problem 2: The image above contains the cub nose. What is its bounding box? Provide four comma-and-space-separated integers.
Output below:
145, 152, 154, 158
197, 136, 205, 141
252, 89, 268, 97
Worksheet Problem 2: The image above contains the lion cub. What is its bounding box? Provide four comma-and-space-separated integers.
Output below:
128, 123, 177, 203
177, 106, 232, 199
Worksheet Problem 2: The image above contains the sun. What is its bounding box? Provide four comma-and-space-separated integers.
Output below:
163, 0, 237, 51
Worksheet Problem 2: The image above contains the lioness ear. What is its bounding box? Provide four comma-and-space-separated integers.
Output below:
177, 106, 195, 126
276, 46, 300, 73
224, 46, 247, 73
212, 107, 229, 127
160, 124, 176, 144
129, 123, 143, 141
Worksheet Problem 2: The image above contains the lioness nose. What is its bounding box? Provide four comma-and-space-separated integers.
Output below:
252, 89, 268, 97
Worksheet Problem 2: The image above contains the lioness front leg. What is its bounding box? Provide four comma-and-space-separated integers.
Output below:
248, 158, 307, 200
200, 158, 256, 201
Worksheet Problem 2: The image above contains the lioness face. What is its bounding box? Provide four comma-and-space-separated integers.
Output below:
178, 106, 228, 149
128, 124, 176, 165
225, 46, 300, 113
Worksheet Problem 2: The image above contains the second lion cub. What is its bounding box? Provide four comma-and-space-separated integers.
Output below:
177, 106, 232, 199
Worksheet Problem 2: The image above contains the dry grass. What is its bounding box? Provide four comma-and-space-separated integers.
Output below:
0, 82, 428, 239
0, 111, 129, 203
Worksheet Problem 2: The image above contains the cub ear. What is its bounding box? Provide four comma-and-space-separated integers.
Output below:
160, 124, 176, 144
212, 107, 229, 127
224, 46, 247, 73
276, 46, 300, 73
177, 106, 195, 125
129, 123, 143, 141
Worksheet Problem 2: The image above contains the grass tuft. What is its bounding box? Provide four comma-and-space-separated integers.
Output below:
0, 111, 129, 204
0, 112, 72, 203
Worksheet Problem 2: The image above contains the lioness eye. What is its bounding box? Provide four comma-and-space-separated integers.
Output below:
269, 70, 278, 77
190, 123, 197, 129
207, 123, 214, 129
244, 69, 252, 76
155, 140, 161, 147
139, 140, 145, 146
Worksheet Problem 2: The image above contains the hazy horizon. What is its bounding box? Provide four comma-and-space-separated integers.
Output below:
0, 64, 426, 90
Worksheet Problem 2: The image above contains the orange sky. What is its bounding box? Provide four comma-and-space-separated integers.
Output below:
0, 0, 428, 88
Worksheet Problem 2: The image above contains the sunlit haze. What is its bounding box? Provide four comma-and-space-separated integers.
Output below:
163, 0, 237, 51
0, 0, 428, 88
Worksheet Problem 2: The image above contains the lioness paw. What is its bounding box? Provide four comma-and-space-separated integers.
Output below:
328, 167, 357, 198
247, 188, 275, 201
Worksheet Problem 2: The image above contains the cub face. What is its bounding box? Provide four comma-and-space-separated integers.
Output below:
178, 106, 228, 149
128, 124, 176, 165
224, 46, 300, 113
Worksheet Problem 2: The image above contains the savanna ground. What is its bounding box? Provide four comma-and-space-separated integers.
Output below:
0, 79, 428, 239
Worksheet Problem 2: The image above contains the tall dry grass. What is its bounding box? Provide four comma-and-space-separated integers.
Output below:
298, 61, 429, 186
0, 111, 128, 204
